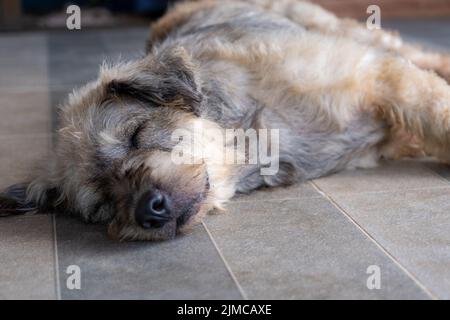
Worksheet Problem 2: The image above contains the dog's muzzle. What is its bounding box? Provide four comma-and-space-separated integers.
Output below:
135, 190, 172, 229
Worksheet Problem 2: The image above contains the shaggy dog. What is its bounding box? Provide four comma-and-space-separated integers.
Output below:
1, 0, 450, 241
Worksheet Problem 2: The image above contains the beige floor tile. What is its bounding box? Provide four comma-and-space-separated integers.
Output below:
332, 188, 450, 299
0, 33, 48, 90
0, 91, 51, 135
313, 161, 448, 196
0, 134, 51, 189
232, 182, 321, 203
55, 216, 241, 299
205, 198, 429, 299
0, 215, 56, 299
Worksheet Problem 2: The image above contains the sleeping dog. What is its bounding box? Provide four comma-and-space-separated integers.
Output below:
1, 0, 450, 241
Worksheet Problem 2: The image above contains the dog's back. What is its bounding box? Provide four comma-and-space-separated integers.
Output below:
147, 1, 387, 180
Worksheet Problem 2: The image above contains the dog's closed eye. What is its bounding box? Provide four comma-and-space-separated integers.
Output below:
130, 124, 144, 149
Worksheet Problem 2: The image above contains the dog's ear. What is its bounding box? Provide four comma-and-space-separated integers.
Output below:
107, 47, 203, 115
0, 179, 63, 217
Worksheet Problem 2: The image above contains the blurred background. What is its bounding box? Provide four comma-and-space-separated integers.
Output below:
1, 0, 450, 31
315, 0, 450, 18
0, 0, 171, 30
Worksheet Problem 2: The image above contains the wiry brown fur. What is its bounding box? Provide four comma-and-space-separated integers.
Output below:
2, 0, 450, 241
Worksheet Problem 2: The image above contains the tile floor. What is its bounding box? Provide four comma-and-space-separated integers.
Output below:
1, 20, 450, 300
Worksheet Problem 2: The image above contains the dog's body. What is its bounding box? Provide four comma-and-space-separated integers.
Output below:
2, 0, 450, 241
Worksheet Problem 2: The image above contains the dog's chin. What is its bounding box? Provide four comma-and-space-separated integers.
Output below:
108, 198, 210, 242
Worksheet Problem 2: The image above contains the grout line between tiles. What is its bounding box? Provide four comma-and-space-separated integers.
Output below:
46, 32, 62, 301
309, 184, 450, 197
308, 180, 439, 300
202, 221, 249, 300
52, 214, 62, 300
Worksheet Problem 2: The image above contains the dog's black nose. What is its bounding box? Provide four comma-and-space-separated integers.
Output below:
135, 191, 171, 229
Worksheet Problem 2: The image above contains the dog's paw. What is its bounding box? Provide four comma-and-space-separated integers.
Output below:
0, 184, 37, 217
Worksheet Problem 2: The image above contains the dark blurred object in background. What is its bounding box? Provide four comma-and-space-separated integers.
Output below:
21, 0, 169, 14
0, 0, 172, 30
1, 0, 450, 31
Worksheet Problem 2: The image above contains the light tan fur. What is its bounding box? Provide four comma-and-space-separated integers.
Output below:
151, 0, 450, 161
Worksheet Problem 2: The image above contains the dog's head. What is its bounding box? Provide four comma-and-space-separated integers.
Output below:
0, 48, 236, 241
